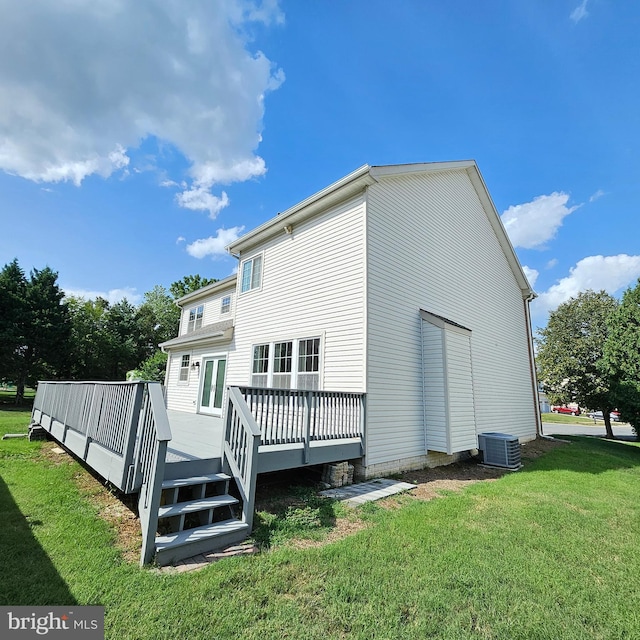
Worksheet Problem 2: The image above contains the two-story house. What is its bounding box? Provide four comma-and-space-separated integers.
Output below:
160, 160, 540, 478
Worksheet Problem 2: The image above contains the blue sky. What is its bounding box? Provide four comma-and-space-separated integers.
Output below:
1, 0, 639, 330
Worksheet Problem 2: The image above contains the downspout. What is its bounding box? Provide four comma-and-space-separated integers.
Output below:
523, 292, 543, 438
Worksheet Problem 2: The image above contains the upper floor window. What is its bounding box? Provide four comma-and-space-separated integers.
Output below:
187, 305, 204, 333
240, 255, 262, 293
221, 295, 231, 314
179, 354, 190, 382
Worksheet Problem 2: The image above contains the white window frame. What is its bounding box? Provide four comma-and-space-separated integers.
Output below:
178, 354, 190, 383
187, 305, 204, 333
240, 254, 263, 293
249, 336, 322, 389
220, 295, 231, 314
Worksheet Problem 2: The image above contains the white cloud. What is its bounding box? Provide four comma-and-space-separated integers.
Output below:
522, 265, 539, 288
545, 258, 559, 269
501, 192, 579, 249
570, 0, 590, 23
589, 189, 605, 202
533, 254, 640, 314
176, 236, 186, 244
186, 226, 245, 258
63, 286, 142, 306
176, 189, 230, 218
0, 0, 284, 207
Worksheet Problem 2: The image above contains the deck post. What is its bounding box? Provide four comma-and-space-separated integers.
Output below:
122, 383, 145, 492
359, 393, 366, 455
303, 391, 313, 464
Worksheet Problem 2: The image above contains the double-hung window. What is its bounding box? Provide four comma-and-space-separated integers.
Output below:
250, 337, 320, 389
240, 255, 262, 293
273, 341, 293, 388
297, 338, 320, 390
221, 295, 231, 314
179, 354, 190, 382
187, 305, 204, 332
252, 344, 269, 387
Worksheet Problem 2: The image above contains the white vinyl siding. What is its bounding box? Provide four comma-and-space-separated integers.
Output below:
422, 316, 477, 455
227, 195, 366, 393
366, 169, 536, 466
178, 286, 235, 336
422, 322, 447, 452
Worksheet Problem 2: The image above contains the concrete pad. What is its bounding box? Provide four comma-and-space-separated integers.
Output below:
320, 478, 416, 506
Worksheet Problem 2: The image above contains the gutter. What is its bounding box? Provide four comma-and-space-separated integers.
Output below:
523, 291, 543, 438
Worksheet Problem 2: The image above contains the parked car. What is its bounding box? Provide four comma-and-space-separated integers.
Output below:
551, 406, 581, 416
587, 411, 620, 422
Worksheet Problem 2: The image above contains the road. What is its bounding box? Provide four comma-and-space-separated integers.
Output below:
541, 420, 636, 440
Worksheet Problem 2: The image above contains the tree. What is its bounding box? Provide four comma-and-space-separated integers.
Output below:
604, 279, 640, 435
536, 290, 618, 438
0, 260, 70, 404
170, 274, 217, 299
128, 350, 168, 383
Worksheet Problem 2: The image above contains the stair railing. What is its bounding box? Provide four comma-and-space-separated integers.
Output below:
135, 383, 173, 566
223, 387, 261, 531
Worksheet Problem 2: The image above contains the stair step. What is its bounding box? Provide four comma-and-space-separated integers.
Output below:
161, 473, 230, 490
155, 519, 249, 552
158, 495, 238, 519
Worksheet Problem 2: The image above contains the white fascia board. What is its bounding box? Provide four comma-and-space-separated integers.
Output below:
369, 160, 476, 179
226, 165, 376, 255
175, 274, 238, 307
464, 164, 536, 299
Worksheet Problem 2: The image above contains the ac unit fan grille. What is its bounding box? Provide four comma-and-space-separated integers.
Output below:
478, 432, 521, 469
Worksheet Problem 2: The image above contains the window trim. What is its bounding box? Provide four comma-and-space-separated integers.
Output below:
178, 354, 190, 384
187, 304, 204, 333
240, 253, 263, 294
220, 295, 231, 314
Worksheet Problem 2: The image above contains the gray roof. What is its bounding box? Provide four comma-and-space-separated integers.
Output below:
159, 319, 234, 350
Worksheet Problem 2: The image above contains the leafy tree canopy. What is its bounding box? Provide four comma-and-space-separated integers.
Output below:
170, 274, 217, 299
604, 278, 640, 433
536, 290, 618, 438
0, 259, 70, 403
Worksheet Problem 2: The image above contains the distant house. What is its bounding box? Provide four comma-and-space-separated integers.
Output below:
161, 160, 540, 477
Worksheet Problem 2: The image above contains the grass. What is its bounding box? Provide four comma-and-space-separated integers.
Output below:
2, 407, 640, 639
541, 411, 608, 425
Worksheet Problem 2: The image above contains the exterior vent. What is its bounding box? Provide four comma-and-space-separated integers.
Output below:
477, 432, 521, 469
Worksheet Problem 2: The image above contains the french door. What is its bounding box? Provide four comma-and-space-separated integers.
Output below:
199, 355, 227, 416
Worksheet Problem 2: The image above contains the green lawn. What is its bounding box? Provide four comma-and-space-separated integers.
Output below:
2, 407, 640, 639
541, 411, 609, 426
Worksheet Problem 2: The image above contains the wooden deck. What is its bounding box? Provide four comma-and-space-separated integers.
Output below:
31, 381, 365, 566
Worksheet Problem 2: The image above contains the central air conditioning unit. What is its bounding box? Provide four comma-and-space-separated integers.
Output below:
477, 432, 521, 469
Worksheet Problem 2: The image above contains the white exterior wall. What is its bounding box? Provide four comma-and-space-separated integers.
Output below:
226, 195, 367, 392
166, 283, 236, 412
165, 343, 233, 412
178, 287, 234, 336
366, 169, 536, 468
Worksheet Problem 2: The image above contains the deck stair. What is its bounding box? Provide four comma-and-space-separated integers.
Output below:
153, 472, 249, 566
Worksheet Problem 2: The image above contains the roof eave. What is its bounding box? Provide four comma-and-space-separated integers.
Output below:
226, 165, 376, 255
175, 274, 238, 306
